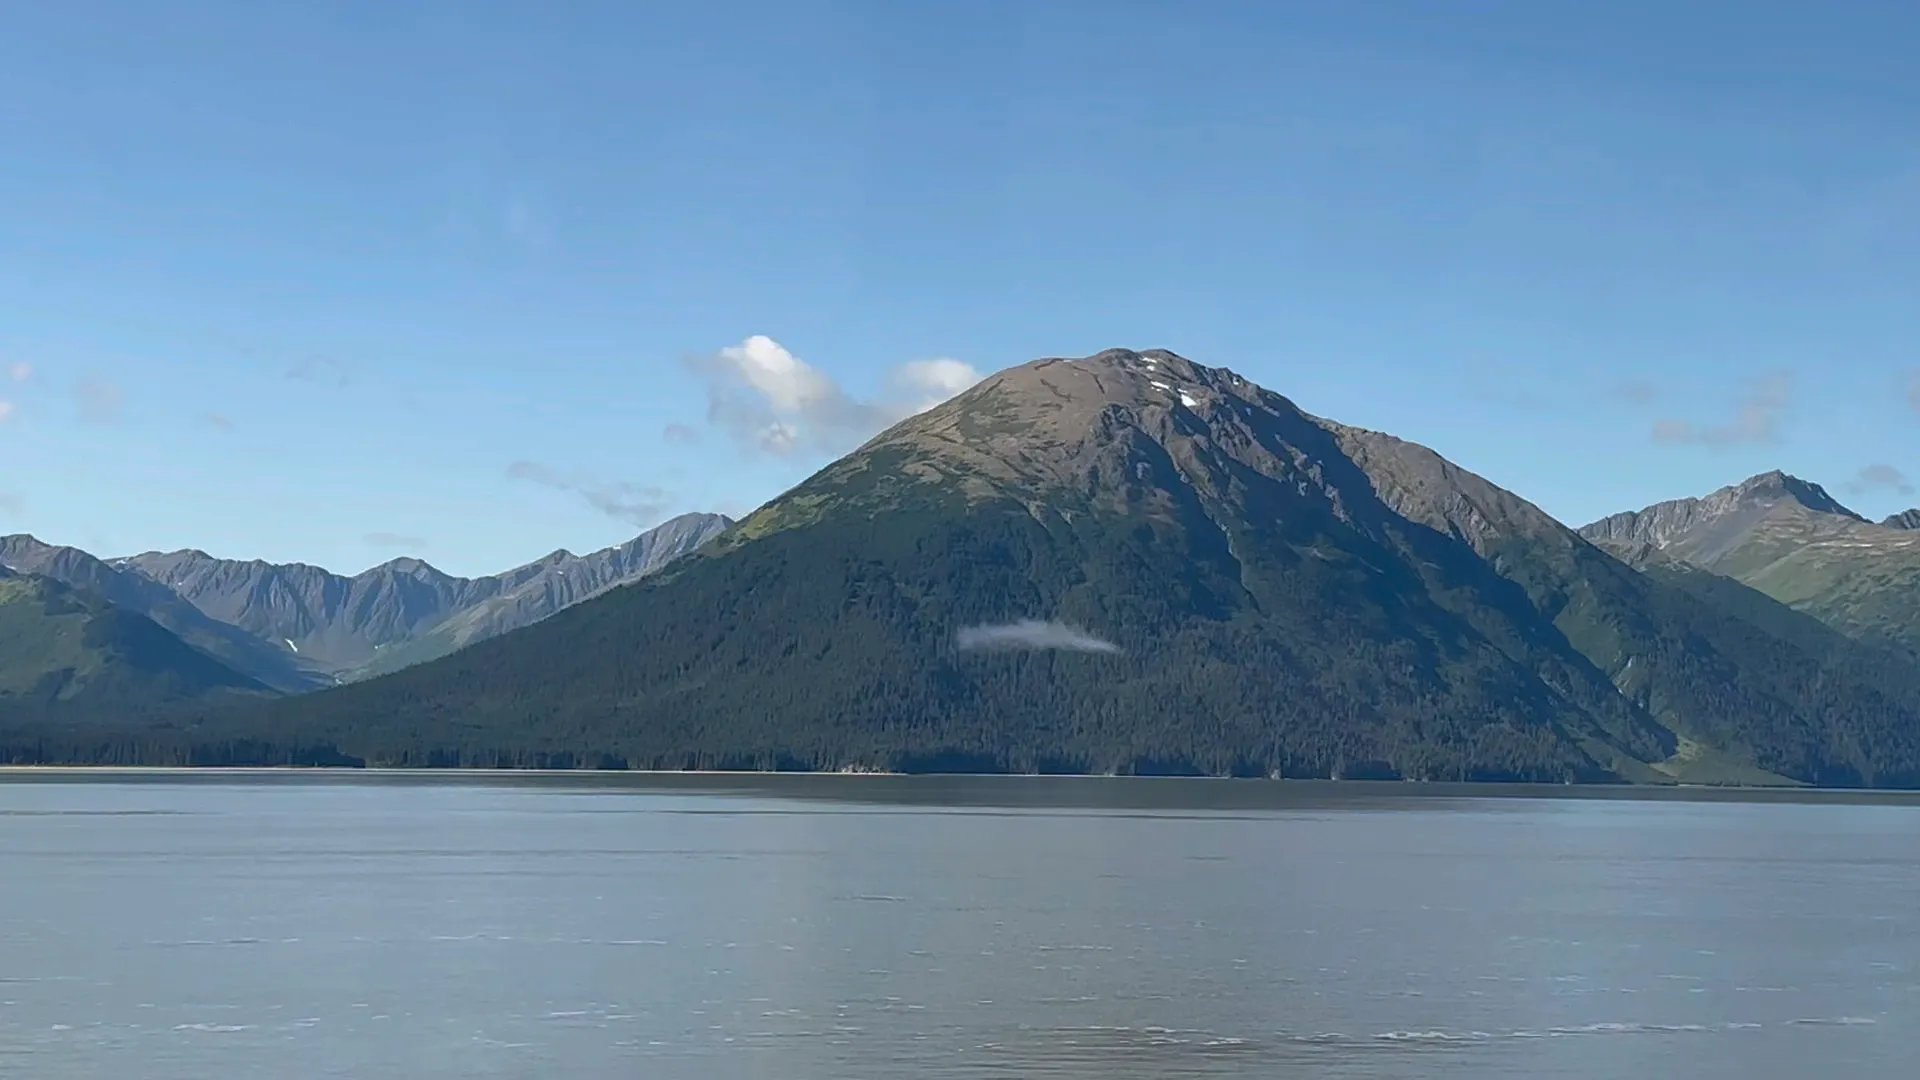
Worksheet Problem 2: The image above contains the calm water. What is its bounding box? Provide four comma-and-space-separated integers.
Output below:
1, 773, 1916, 1079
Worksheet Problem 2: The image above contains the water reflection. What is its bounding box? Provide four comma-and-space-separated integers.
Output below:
0, 773, 1913, 1079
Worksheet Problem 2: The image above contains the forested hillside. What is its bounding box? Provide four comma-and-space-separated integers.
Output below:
13, 350, 1915, 787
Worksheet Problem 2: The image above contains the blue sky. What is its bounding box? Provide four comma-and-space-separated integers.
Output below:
2, 0, 1917, 576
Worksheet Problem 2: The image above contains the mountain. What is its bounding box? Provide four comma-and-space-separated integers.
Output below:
347, 513, 735, 677
116, 549, 486, 676
1579, 472, 1920, 655
1883, 509, 1920, 530
0, 566, 268, 708
140, 349, 1920, 786
0, 535, 325, 692
28, 512, 732, 683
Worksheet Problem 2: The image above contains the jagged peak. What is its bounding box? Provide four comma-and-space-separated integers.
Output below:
1883, 508, 1920, 530
128, 547, 343, 577
1585, 471, 1866, 537
365, 556, 448, 578
1724, 470, 1864, 521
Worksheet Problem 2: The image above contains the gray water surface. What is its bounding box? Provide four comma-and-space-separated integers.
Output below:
1, 772, 1915, 1078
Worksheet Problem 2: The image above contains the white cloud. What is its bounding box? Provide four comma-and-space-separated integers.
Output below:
0, 400, 14, 423
891, 358, 984, 413
690, 336, 982, 457
956, 620, 1121, 654
6, 362, 30, 383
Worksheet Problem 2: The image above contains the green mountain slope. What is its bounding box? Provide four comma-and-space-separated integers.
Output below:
0, 513, 731, 687
0, 534, 327, 692
1580, 472, 1920, 656
19, 350, 1920, 785
0, 569, 270, 708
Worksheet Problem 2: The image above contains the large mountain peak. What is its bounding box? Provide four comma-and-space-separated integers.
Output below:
220, 347, 1920, 786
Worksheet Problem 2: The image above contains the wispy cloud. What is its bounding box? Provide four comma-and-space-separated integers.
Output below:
364, 531, 427, 550
1613, 379, 1658, 406
285, 356, 354, 388
663, 423, 702, 445
0, 400, 14, 424
688, 336, 981, 457
6, 361, 29, 383
75, 377, 123, 425
956, 620, 1121, 654
507, 460, 670, 526
200, 412, 236, 432
0, 492, 20, 514
1652, 372, 1791, 447
502, 197, 554, 248
1848, 464, 1916, 497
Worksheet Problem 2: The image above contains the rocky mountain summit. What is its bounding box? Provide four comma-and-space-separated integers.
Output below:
1580, 472, 1920, 656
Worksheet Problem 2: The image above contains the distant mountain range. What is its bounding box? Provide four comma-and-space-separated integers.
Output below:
0, 565, 267, 706
23, 347, 1900, 787
7, 350, 1919, 787
0, 514, 730, 709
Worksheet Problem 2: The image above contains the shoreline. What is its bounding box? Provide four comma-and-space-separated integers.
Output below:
4, 766, 1920, 806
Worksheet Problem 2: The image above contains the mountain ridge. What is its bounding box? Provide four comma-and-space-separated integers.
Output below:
4, 512, 732, 686
1, 534, 325, 692
101, 348, 1919, 786
1579, 472, 1920, 656
0, 568, 269, 707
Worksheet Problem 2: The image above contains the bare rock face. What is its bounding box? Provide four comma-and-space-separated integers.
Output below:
1883, 509, 1920, 530
348, 513, 734, 677
1581, 471, 1865, 563
117, 512, 732, 679
3, 513, 730, 688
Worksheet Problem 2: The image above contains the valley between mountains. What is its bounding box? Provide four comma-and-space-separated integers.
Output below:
5, 349, 1919, 787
